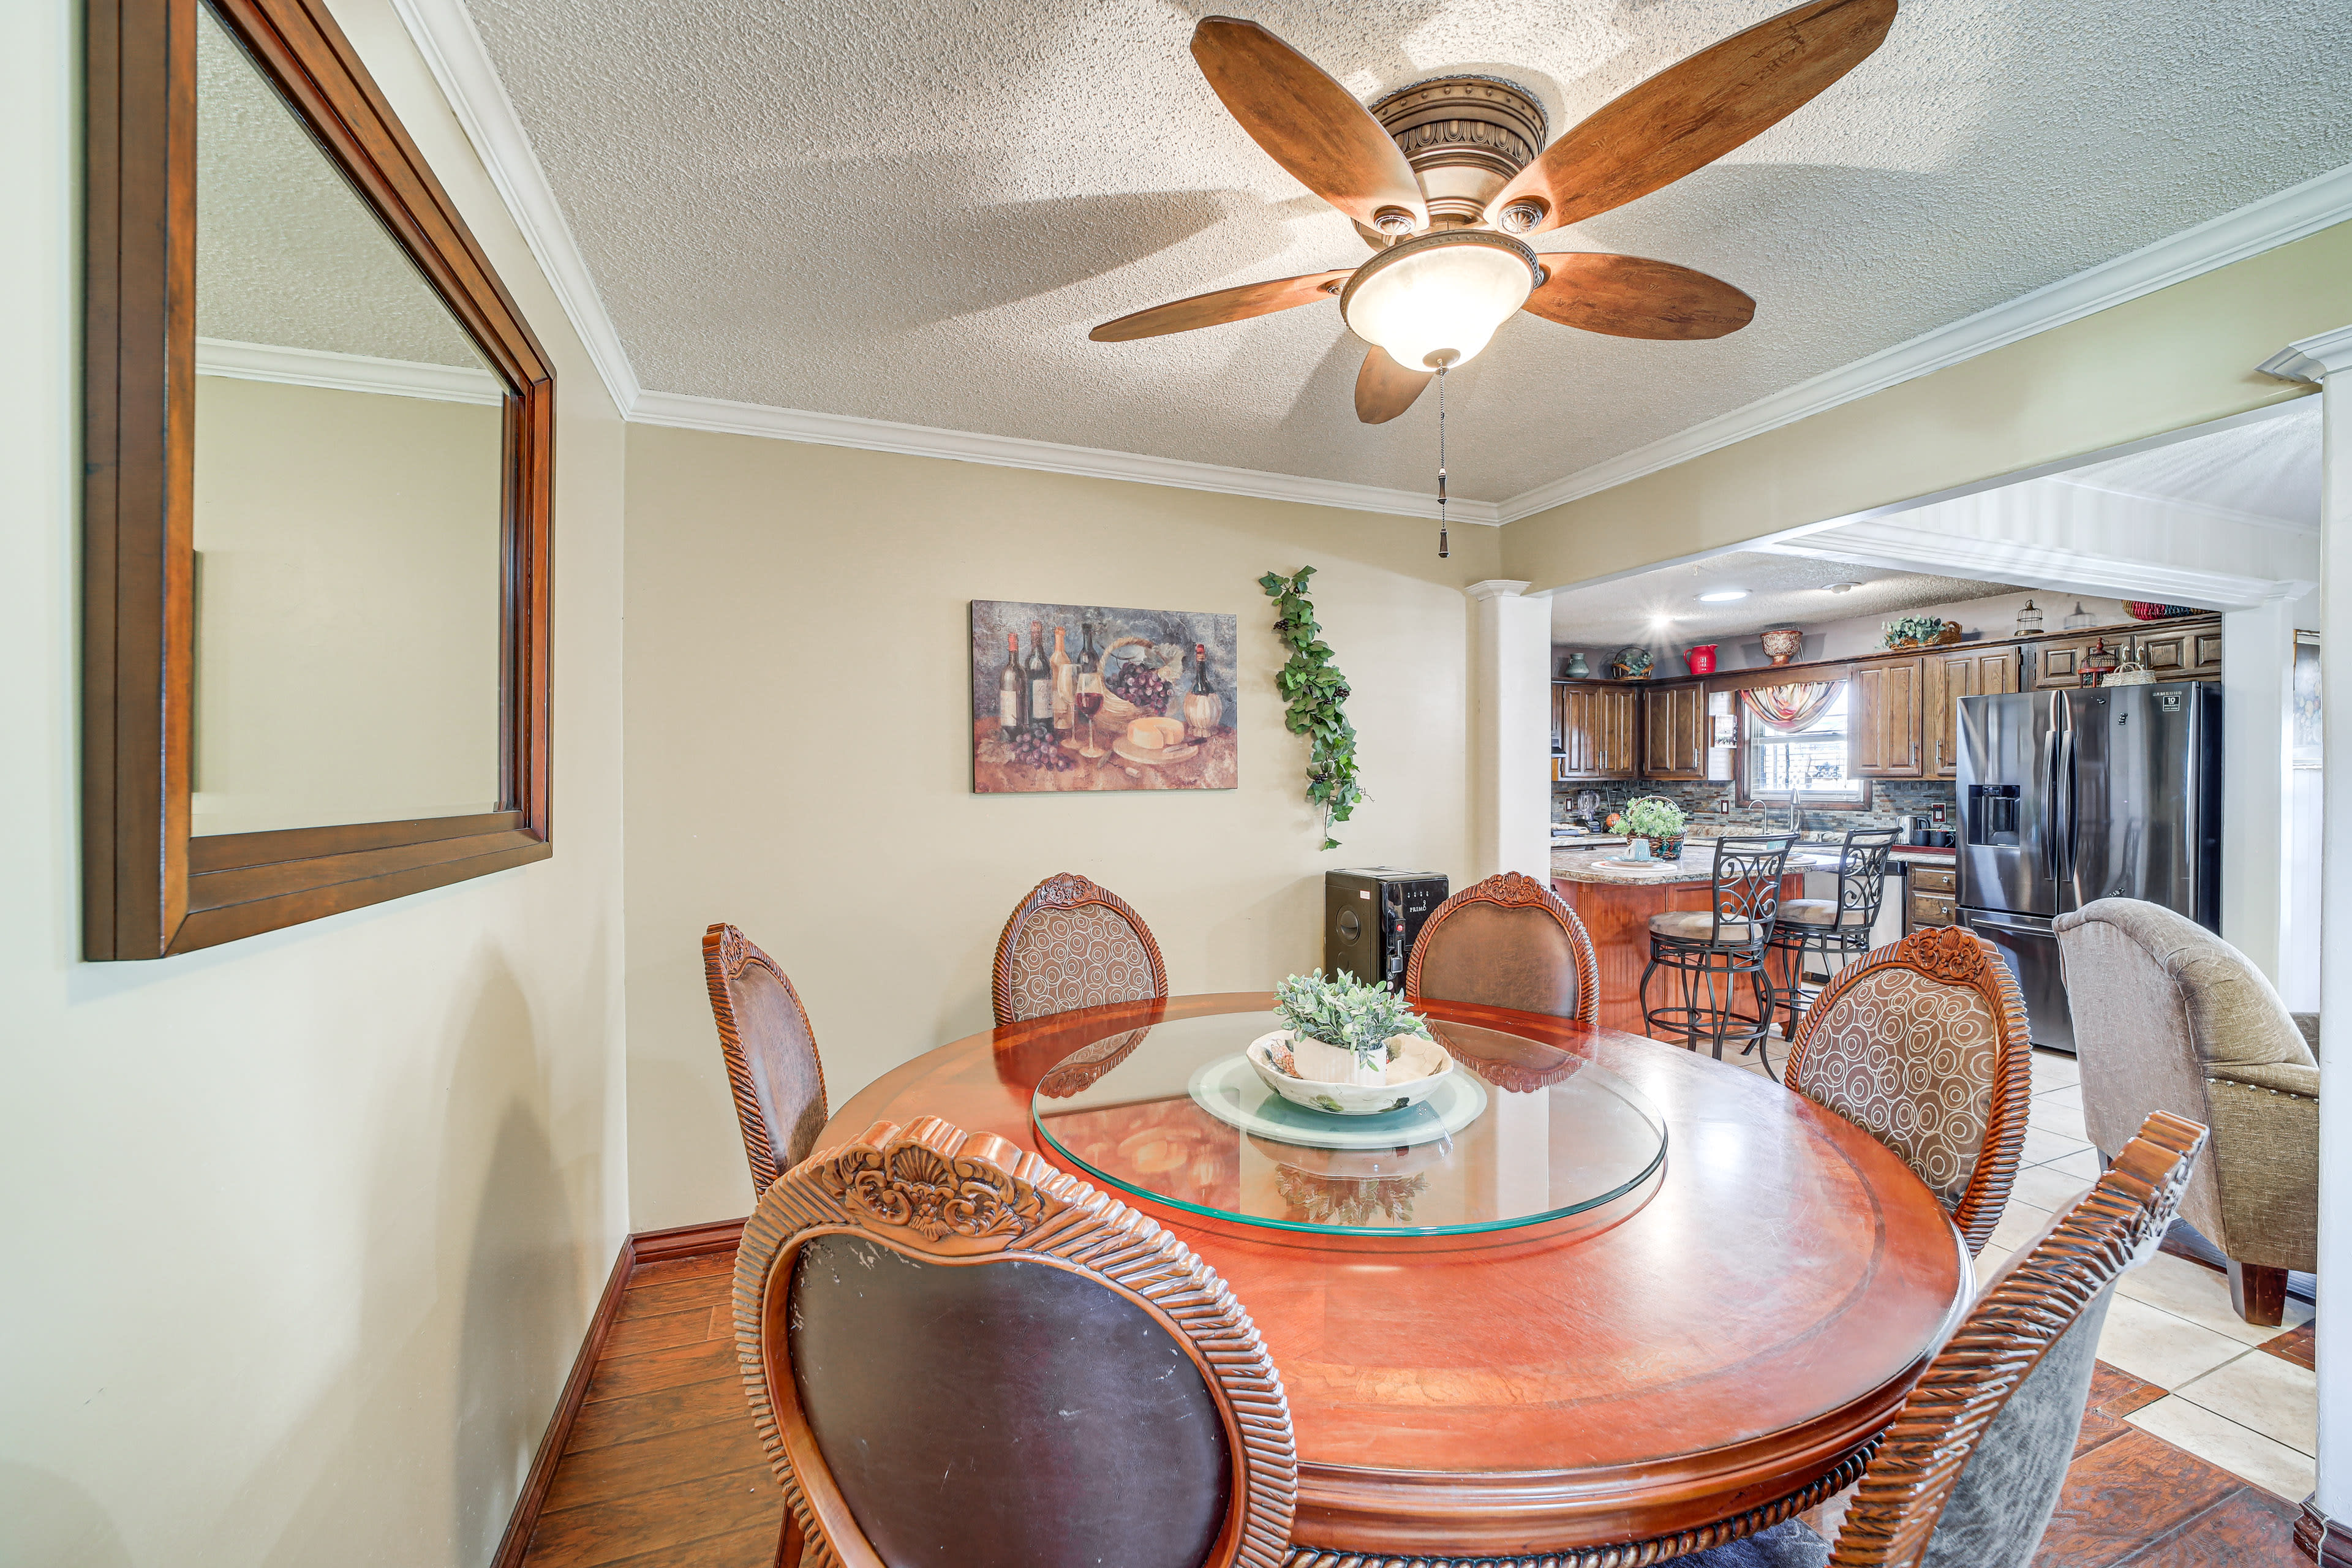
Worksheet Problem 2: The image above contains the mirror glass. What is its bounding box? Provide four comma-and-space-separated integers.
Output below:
192, 1, 507, 837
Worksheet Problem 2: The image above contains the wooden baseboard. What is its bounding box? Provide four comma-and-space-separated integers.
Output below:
488, 1216, 752, 1568
2298, 1497, 2352, 1566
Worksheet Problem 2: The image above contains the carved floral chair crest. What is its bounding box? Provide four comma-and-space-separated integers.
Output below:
735, 1115, 1297, 1568
1783, 925, 2032, 1255
1404, 870, 1601, 1028
992, 872, 1170, 1026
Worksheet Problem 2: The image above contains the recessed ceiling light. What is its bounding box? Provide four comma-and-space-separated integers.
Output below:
1649, 612, 1674, 627
1696, 589, 1749, 603
1825, 582, 1860, 594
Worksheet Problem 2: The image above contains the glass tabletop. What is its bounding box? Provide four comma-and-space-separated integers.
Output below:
1030, 1010, 1667, 1237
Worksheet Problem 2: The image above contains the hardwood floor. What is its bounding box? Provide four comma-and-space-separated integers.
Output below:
517, 1251, 782, 1568
515, 1242, 2305, 1567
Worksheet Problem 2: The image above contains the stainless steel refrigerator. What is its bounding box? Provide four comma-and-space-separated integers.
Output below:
1956, 683, 2221, 1053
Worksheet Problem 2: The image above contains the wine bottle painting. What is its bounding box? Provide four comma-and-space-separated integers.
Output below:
969, 600, 1238, 794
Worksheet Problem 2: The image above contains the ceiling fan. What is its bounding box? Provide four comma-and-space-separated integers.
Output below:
1091, 0, 1898, 424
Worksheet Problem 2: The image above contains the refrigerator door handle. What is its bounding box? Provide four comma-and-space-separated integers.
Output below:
2045, 692, 2072, 891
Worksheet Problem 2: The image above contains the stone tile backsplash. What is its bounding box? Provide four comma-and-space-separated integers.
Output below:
1553, 777, 1956, 834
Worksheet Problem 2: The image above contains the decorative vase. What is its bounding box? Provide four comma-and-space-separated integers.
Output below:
1564, 651, 1590, 679
1686, 644, 1717, 676
1640, 833, 1686, 860
1759, 628, 1804, 666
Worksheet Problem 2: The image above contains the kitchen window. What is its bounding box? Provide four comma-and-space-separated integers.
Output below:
1741, 683, 1865, 806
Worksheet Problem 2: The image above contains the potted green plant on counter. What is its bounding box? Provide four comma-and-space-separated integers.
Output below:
1619, 796, 1687, 859
1267, 970, 1431, 1086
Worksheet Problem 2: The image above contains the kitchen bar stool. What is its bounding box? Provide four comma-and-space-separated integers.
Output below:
1640, 836, 1796, 1072
1767, 826, 1899, 1036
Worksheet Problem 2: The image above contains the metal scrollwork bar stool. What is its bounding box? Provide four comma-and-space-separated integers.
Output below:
1766, 825, 1899, 1038
1640, 835, 1796, 1073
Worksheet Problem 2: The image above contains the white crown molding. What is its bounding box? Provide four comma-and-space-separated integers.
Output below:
2260, 322, 2352, 383
388, 0, 641, 414
1494, 160, 2352, 525
195, 336, 505, 404
1464, 579, 1533, 600
1765, 518, 2294, 611
630, 390, 1501, 523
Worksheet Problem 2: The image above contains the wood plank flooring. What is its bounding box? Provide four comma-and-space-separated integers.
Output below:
518, 1251, 782, 1568
516, 1243, 2305, 1567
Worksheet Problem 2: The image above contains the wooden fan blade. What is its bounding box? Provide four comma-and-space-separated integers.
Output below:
1090, 269, 1354, 342
1191, 17, 1428, 233
1524, 254, 1756, 340
1355, 346, 1433, 424
1488, 0, 1896, 235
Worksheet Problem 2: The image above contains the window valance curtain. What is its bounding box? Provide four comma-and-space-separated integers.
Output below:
1740, 680, 1842, 732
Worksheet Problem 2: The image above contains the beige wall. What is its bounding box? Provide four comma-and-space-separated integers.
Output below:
1502, 219, 2352, 592
192, 374, 503, 834
0, 2, 628, 1566
621, 425, 1500, 1229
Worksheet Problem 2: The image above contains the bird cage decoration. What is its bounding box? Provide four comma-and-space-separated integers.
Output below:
2014, 600, 2043, 637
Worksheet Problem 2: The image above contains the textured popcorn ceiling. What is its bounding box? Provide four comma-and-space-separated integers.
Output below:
464, 0, 2352, 501
197, 5, 483, 367
1547, 552, 2019, 646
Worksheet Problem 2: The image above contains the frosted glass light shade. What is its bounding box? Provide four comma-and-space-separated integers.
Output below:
1341, 230, 1538, 372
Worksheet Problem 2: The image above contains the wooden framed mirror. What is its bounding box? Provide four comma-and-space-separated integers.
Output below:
84, 0, 554, 958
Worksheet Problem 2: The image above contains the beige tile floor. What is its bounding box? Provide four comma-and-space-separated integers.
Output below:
1711, 1038, 2317, 1502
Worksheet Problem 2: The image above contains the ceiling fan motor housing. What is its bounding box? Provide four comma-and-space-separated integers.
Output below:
1365, 75, 1547, 238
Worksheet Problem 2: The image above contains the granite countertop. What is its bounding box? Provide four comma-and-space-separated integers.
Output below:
1549, 848, 1722, 886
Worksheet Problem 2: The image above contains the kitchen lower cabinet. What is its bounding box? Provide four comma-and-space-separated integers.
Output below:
1906, 864, 1958, 932
1851, 658, 1922, 777
1924, 649, 2021, 778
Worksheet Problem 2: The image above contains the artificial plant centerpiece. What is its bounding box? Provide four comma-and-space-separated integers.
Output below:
1883, 615, 1955, 650
1266, 970, 1432, 1087
1616, 796, 1688, 859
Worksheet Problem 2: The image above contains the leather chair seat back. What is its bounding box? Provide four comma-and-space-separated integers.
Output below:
790, 1234, 1231, 1568
1414, 901, 1581, 1019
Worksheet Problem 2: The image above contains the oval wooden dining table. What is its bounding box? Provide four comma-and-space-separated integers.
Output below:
818, 992, 1969, 1566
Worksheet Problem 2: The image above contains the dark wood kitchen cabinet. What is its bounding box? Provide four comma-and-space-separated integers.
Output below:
1553, 682, 1640, 780
1923, 649, 2021, 778
1850, 658, 1922, 778
1642, 683, 1708, 780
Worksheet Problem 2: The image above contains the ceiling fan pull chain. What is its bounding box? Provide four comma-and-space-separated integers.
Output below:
1436, 366, 1449, 560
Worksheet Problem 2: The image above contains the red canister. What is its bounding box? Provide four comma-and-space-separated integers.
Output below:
1686, 644, 1718, 676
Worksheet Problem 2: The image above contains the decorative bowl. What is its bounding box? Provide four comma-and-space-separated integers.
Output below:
1759, 628, 1804, 665
1245, 1031, 1455, 1116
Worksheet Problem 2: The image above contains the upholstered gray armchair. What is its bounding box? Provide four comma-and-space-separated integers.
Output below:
2052, 898, 2316, 1325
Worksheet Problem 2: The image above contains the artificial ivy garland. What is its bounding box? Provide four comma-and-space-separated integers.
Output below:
1259, 565, 1363, 850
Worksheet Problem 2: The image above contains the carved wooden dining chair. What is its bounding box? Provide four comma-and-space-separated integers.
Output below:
1673, 1110, 2207, 1568
702, 923, 828, 1197
992, 872, 1170, 1025
1404, 870, 1600, 1027
1781, 925, 2032, 1256
734, 1114, 1297, 1568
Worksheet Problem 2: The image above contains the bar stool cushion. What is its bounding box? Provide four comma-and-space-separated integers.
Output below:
1649, 910, 1760, 941
1779, 898, 1868, 928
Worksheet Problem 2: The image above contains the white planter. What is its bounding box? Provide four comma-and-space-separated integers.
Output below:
1247, 1030, 1456, 1117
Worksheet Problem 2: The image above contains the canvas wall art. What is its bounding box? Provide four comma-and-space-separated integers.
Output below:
970, 600, 1237, 793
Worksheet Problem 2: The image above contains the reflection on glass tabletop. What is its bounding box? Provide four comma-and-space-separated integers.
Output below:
1029, 1011, 1667, 1237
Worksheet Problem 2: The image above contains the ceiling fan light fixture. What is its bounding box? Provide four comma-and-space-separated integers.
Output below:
1340, 229, 1537, 372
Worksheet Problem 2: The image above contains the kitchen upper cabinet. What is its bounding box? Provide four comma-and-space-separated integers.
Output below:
1924, 649, 2021, 778
1851, 658, 1922, 777
1554, 682, 1639, 780
1642, 684, 1707, 780
2030, 616, 2221, 689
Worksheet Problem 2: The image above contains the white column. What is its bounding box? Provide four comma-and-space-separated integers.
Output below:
1468, 579, 1551, 880
2263, 324, 2352, 1536
2220, 589, 2304, 983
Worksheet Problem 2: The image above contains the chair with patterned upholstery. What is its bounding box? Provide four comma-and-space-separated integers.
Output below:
703, 923, 829, 1198
1674, 1111, 2207, 1568
735, 1114, 1298, 1568
992, 872, 1170, 1025
1404, 871, 1600, 1027
1781, 925, 2032, 1256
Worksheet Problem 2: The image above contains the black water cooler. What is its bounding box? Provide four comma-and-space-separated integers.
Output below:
1324, 869, 1449, 989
